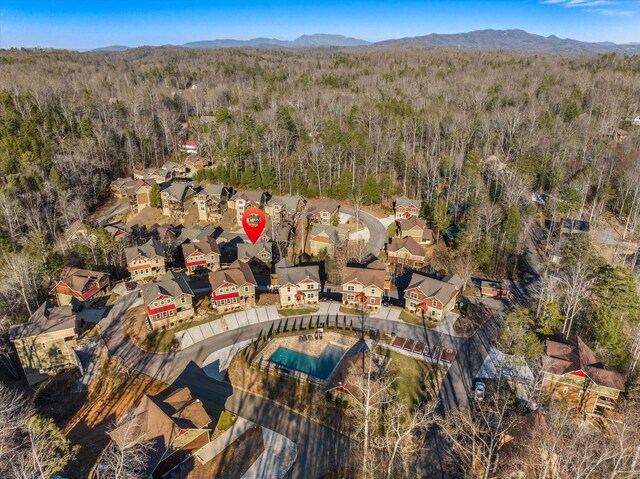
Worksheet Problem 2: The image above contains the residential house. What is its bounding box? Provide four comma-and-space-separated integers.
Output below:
306, 198, 340, 225
176, 225, 217, 245
141, 271, 195, 330
266, 195, 305, 224
104, 221, 131, 240
178, 140, 200, 153
133, 167, 174, 184
151, 224, 179, 249
615, 128, 630, 143
161, 183, 196, 217
397, 216, 434, 245
111, 178, 128, 197
53, 267, 111, 306
182, 237, 221, 275
108, 387, 211, 479
9, 302, 78, 386
559, 218, 590, 237
404, 273, 464, 321
229, 190, 271, 225
341, 262, 388, 309
327, 348, 385, 398
480, 279, 509, 298
125, 179, 156, 214
195, 184, 229, 222
309, 224, 349, 256
237, 242, 273, 272
184, 154, 212, 173
495, 409, 556, 477
273, 259, 320, 307
125, 239, 166, 280
208, 261, 257, 312
541, 337, 625, 421
161, 161, 185, 176
394, 196, 422, 220
387, 236, 426, 270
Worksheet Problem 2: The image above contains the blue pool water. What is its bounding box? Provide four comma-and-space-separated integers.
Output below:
268, 346, 343, 380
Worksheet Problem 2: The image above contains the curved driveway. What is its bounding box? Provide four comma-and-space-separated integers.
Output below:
340, 206, 387, 257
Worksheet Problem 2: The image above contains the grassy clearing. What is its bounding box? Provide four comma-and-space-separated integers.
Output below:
387, 221, 397, 239
216, 411, 236, 432
380, 348, 444, 408
278, 307, 318, 317
399, 310, 439, 328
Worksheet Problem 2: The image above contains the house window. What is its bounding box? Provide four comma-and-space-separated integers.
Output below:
57, 349, 63, 355
162, 311, 167, 318
347, 294, 354, 301
562, 386, 568, 395
287, 296, 292, 302
156, 313, 161, 319
371, 288, 375, 295
347, 285, 355, 292
245, 286, 249, 293
287, 287, 291, 293
370, 298, 375, 304
410, 292, 418, 299
307, 284, 314, 290
41, 343, 46, 349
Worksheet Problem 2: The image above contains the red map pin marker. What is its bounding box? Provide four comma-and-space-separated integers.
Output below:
242, 207, 266, 244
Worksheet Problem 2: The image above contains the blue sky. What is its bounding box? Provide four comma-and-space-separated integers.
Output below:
1, 0, 638, 49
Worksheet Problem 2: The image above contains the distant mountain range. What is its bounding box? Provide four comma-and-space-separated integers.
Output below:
92, 30, 640, 54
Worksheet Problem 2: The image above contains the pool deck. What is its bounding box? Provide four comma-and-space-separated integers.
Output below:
258, 332, 357, 360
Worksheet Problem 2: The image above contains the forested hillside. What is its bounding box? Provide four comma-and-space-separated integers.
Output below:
0, 47, 639, 318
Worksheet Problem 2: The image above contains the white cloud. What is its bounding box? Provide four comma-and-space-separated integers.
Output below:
541, 0, 637, 15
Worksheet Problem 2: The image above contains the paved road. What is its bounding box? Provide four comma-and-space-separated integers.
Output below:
341, 207, 387, 258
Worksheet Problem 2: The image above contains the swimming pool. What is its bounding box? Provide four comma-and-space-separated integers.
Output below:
268, 346, 343, 380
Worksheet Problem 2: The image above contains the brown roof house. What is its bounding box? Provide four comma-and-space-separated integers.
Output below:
125, 178, 156, 214
184, 154, 212, 173
309, 224, 349, 256
108, 387, 211, 478
53, 267, 111, 306
125, 239, 166, 280
404, 273, 464, 321
182, 236, 221, 275
195, 184, 229, 222
237, 241, 273, 272
161, 183, 196, 217
273, 259, 321, 307
9, 302, 79, 385
394, 195, 422, 220
208, 261, 257, 313
397, 216, 434, 245
341, 262, 389, 309
141, 271, 195, 330
541, 337, 625, 422
306, 198, 340, 225
387, 236, 426, 270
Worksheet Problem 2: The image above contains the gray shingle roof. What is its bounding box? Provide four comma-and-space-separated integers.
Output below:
141, 271, 194, 305
395, 195, 422, 208
125, 239, 164, 263
9, 302, 76, 341
276, 262, 320, 286
406, 273, 460, 305
237, 242, 272, 260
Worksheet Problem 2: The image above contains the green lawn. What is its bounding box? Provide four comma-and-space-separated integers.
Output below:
277, 307, 318, 317
216, 411, 236, 432
399, 310, 439, 328
387, 221, 397, 239
380, 348, 444, 408
339, 306, 369, 316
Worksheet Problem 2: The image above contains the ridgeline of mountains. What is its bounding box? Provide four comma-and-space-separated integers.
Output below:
94, 30, 640, 54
